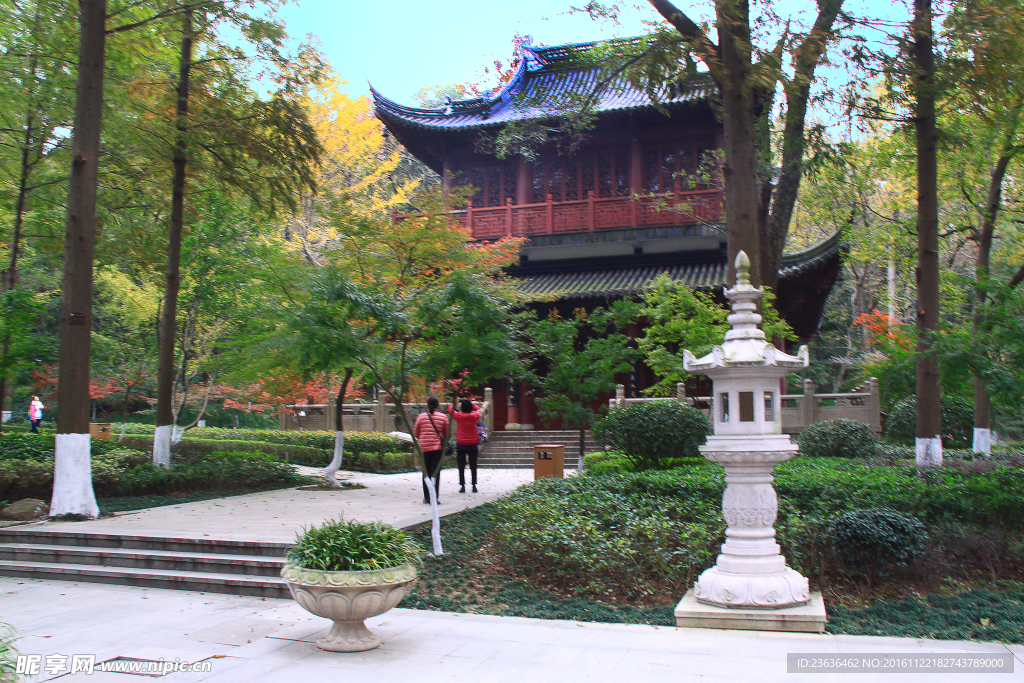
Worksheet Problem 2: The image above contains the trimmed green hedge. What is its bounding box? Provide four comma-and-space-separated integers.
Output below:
492, 457, 1024, 597
0, 446, 307, 501
118, 435, 328, 463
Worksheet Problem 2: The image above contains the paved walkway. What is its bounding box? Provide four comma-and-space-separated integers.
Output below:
3, 578, 1021, 683
14, 468, 542, 542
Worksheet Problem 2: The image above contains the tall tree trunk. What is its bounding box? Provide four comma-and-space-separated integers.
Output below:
971, 150, 1015, 456
51, 0, 106, 518
649, 0, 844, 287
322, 367, 353, 487
717, 0, 761, 286
154, 9, 193, 467
912, 0, 942, 467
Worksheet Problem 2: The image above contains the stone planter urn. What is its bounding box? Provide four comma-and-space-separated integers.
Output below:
281, 563, 417, 652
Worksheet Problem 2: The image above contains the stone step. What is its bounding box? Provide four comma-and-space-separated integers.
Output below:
0, 560, 290, 598
0, 529, 291, 557
0, 543, 284, 577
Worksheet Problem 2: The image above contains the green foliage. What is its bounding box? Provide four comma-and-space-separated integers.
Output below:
286, 519, 421, 572
491, 473, 724, 598
827, 589, 1024, 641
639, 275, 795, 395
0, 621, 18, 683
885, 397, 975, 447
401, 504, 674, 626
829, 508, 927, 575
527, 302, 638, 437
797, 419, 880, 459
594, 400, 712, 470
0, 447, 305, 501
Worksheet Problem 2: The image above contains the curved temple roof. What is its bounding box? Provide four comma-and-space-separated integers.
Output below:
371, 40, 715, 132
516, 230, 843, 301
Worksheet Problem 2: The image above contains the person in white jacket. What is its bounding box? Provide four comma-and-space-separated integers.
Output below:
28, 396, 44, 433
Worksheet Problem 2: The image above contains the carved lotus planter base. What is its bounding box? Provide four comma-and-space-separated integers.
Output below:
281, 563, 417, 652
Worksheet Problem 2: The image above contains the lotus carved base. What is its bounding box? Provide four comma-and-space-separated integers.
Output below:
281, 563, 417, 652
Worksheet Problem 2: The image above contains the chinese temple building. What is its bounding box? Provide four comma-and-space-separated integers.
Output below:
373, 40, 841, 430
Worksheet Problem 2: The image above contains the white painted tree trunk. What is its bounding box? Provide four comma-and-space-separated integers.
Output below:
171, 424, 184, 445
972, 428, 992, 458
425, 476, 443, 556
50, 433, 99, 518
153, 425, 171, 468
322, 431, 344, 487
118, 422, 127, 442
915, 436, 942, 467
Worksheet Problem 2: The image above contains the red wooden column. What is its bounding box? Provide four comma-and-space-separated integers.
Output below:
630, 137, 642, 227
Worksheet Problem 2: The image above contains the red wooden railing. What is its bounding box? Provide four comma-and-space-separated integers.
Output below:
394, 189, 724, 240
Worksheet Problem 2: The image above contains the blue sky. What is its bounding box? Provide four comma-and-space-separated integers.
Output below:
277, 0, 909, 109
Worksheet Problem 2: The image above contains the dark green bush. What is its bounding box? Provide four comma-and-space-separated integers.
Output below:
594, 400, 712, 471
798, 419, 879, 459
829, 507, 927, 575
286, 519, 421, 571
885, 397, 974, 448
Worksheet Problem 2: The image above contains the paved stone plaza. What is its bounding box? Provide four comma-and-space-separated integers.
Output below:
3, 577, 1022, 683
2, 468, 1023, 682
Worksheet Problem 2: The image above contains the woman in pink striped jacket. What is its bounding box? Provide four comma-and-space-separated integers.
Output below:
413, 396, 449, 504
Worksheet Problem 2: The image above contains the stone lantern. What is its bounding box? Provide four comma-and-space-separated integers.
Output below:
675, 251, 824, 631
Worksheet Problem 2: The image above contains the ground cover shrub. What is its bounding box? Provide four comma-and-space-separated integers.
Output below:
826, 589, 1024, 642
797, 419, 879, 459
287, 519, 422, 571
829, 508, 927, 576
885, 397, 974, 448
402, 503, 675, 626
491, 471, 724, 598
594, 400, 711, 470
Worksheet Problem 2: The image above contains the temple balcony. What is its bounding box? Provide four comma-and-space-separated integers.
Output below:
393, 188, 724, 240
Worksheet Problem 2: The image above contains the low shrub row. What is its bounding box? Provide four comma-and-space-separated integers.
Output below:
0, 441, 307, 501
118, 435, 328, 463
108, 426, 410, 455
493, 458, 1024, 598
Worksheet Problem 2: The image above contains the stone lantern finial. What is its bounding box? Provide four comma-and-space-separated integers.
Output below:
734, 250, 750, 285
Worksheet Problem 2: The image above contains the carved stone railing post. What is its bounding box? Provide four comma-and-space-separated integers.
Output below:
801, 379, 815, 431
375, 392, 386, 433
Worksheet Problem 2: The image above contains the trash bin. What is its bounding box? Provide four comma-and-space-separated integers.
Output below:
89, 423, 112, 441
533, 444, 564, 480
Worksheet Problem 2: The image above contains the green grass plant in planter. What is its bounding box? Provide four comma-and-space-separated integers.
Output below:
281, 519, 421, 652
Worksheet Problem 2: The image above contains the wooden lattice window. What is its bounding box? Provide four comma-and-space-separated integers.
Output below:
454, 162, 518, 208
531, 150, 629, 203
643, 142, 715, 193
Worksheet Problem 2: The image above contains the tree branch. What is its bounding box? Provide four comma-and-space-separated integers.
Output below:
646, 0, 721, 76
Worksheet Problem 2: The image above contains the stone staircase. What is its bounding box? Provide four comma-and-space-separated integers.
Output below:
479, 430, 603, 469
0, 529, 292, 598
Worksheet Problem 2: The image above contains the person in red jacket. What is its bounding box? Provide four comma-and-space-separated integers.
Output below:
413, 396, 448, 504
449, 398, 481, 493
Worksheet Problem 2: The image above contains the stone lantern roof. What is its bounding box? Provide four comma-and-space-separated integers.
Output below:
682, 251, 809, 374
